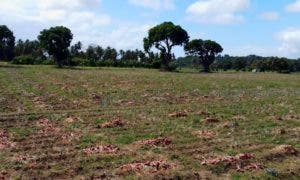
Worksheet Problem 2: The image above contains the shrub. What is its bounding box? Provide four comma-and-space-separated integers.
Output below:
41, 59, 55, 65
69, 57, 89, 66
12, 55, 35, 65
168, 61, 179, 71
151, 60, 162, 69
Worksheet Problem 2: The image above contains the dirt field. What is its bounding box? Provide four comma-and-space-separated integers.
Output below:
0, 63, 299, 179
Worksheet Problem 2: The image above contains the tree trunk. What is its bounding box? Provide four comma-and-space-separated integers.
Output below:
202, 60, 210, 73
201, 56, 212, 73
203, 65, 210, 73
160, 53, 172, 71
159, 39, 173, 71
55, 57, 63, 68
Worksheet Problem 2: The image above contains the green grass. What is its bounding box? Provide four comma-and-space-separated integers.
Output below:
8, 127, 33, 141
0, 63, 299, 179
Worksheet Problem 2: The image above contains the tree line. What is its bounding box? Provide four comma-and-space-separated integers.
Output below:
1, 23, 299, 73
177, 55, 300, 73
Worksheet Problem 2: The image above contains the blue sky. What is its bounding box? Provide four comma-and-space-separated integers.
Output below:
1, 0, 300, 58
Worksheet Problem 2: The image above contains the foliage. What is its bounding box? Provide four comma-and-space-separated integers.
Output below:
70, 41, 84, 58
69, 57, 90, 66
14, 39, 44, 59
184, 39, 223, 72
103, 46, 118, 61
144, 22, 189, 71
212, 55, 298, 73
38, 26, 73, 67
12, 55, 35, 65
0, 25, 15, 61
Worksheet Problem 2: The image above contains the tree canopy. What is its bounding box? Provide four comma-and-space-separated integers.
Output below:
185, 39, 223, 72
0, 25, 15, 61
144, 22, 189, 71
38, 26, 73, 67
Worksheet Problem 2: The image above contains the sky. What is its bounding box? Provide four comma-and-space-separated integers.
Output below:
1, 0, 300, 59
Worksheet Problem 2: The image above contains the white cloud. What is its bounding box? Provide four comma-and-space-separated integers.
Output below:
277, 28, 300, 58
225, 28, 300, 58
129, 0, 175, 10
259, 12, 279, 21
0, 0, 111, 43
186, 0, 250, 24
87, 23, 155, 50
0, 0, 109, 23
0, 0, 156, 51
285, 0, 300, 12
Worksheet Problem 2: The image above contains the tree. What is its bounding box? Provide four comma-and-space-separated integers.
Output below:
232, 57, 247, 71
213, 55, 233, 71
143, 22, 189, 71
270, 57, 290, 73
70, 41, 82, 57
103, 47, 117, 61
14, 39, 44, 59
185, 39, 223, 72
38, 26, 73, 67
0, 25, 15, 61
95, 46, 104, 60
86, 45, 97, 60
14, 39, 24, 56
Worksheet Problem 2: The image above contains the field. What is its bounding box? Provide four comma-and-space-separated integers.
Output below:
0, 62, 299, 179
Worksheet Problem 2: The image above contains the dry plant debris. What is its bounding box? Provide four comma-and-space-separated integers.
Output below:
196, 110, 211, 116
117, 100, 135, 106
284, 114, 299, 120
61, 132, 82, 142
168, 111, 188, 118
270, 145, 298, 156
36, 118, 60, 134
91, 93, 102, 101
83, 145, 119, 155
32, 96, 52, 110
204, 117, 220, 123
36, 118, 80, 142
14, 155, 35, 164
117, 161, 176, 175
0, 130, 16, 149
136, 137, 172, 147
272, 114, 299, 121
193, 130, 216, 138
201, 153, 261, 171
64, 116, 81, 124
99, 118, 126, 128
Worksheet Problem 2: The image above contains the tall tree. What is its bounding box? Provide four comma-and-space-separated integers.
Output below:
86, 45, 97, 60
95, 46, 104, 60
0, 25, 15, 61
185, 39, 223, 72
143, 22, 189, 71
232, 57, 247, 71
119, 49, 125, 60
70, 41, 82, 57
38, 26, 73, 67
103, 47, 117, 61
15, 39, 43, 58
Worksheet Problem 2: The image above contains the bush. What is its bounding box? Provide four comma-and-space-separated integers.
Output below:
69, 57, 89, 66
41, 59, 55, 65
151, 60, 161, 69
12, 55, 35, 65
168, 61, 179, 71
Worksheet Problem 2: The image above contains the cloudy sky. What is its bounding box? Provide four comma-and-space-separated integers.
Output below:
1, 0, 300, 58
